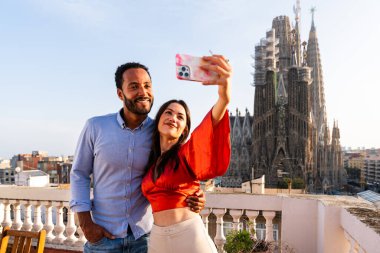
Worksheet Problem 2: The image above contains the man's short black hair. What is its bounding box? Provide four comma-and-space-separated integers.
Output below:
115, 62, 151, 89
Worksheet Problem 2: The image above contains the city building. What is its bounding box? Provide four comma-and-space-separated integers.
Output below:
8, 152, 73, 184
343, 150, 366, 187
10, 151, 48, 171
0, 159, 14, 185
15, 170, 49, 187
251, 4, 345, 192
364, 153, 380, 187
343, 148, 380, 190
38, 156, 73, 184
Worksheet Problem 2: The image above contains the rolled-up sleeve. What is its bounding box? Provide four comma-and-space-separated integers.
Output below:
69, 119, 94, 212
181, 109, 231, 180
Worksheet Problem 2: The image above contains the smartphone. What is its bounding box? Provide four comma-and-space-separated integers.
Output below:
175, 54, 218, 82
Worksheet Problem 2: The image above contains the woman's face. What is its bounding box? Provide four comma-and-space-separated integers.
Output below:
158, 102, 187, 141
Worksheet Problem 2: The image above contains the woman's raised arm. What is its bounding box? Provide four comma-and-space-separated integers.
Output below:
201, 55, 232, 126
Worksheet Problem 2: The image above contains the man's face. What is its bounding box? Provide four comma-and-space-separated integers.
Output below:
117, 68, 154, 115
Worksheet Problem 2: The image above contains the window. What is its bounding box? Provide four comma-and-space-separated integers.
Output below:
255, 223, 279, 241
223, 222, 234, 236
256, 223, 266, 240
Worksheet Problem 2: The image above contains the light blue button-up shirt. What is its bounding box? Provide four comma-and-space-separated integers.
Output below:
70, 110, 154, 239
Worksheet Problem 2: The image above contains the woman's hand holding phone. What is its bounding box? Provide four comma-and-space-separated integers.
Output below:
176, 53, 232, 126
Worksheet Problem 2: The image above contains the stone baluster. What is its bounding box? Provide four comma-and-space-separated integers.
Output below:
263, 211, 276, 242
1, 200, 12, 228
75, 225, 87, 247
10, 200, 22, 230
20, 201, 33, 231
64, 207, 78, 245
213, 208, 226, 253
52, 201, 67, 244
0, 202, 4, 227
31, 201, 43, 232
246, 210, 259, 239
43, 201, 55, 242
230, 209, 243, 231
200, 208, 211, 231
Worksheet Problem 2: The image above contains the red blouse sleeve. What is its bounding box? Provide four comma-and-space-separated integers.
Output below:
180, 109, 231, 181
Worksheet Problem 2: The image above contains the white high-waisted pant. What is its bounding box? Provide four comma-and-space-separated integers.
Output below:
148, 215, 217, 253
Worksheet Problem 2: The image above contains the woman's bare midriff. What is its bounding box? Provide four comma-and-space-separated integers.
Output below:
153, 207, 198, 227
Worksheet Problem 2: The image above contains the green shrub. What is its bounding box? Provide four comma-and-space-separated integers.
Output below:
292, 177, 305, 189
224, 230, 254, 253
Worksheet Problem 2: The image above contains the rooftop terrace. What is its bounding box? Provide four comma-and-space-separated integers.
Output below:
1, 185, 379, 253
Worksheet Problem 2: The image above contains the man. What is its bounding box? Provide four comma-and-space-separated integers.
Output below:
70, 62, 204, 253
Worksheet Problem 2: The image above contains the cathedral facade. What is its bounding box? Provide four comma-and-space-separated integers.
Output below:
251, 6, 346, 192
219, 109, 253, 187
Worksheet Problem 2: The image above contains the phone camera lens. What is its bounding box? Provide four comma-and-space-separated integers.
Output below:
184, 73, 189, 77
179, 72, 183, 76
181, 67, 186, 71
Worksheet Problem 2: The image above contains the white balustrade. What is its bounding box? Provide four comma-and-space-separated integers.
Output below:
0, 202, 3, 227
263, 211, 276, 242
64, 207, 78, 245
246, 210, 259, 239
31, 201, 43, 232
43, 201, 55, 242
1, 201, 12, 228
20, 201, 33, 231
0, 196, 280, 253
9, 200, 22, 230
52, 201, 67, 244
1, 186, 378, 253
200, 208, 211, 231
213, 208, 226, 253
229, 209, 243, 231
75, 226, 88, 247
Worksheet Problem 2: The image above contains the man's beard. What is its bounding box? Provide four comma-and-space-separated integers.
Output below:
123, 93, 153, 115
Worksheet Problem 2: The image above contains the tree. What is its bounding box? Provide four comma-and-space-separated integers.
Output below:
292, 177, 305, 189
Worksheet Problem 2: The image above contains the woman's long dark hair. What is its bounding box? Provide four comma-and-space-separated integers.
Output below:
145, 99, 191, 182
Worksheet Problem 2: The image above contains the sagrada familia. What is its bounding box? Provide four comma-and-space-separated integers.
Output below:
220, 1, 346, 193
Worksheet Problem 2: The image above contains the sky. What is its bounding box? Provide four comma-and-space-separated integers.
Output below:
0, 0, 379, 159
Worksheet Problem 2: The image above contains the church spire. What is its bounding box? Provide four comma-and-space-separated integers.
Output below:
307, 8, 327, 137
293, 0, 302, 66
310, 6, 316, 31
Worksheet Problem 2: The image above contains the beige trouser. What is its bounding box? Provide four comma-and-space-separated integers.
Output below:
148, 215, 217, 253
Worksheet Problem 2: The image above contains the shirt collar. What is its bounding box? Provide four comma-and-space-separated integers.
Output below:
116, 109, 151, 130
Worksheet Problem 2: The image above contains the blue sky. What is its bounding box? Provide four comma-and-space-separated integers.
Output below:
0, 0, 379, 159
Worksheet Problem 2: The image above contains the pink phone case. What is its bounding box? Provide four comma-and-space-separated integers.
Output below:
175, 54, 218, 82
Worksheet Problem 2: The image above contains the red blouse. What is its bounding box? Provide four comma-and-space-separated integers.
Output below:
141, 109, 231, 212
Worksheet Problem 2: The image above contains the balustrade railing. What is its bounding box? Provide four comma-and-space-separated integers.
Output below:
0, 186, 281, 252
1, 185, 379, 253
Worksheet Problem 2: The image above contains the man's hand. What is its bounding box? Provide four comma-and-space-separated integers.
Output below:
77, 211, 115, 243
186, 189, 206, 213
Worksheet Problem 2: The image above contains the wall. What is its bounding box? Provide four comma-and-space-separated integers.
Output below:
281, 197, 318, 253
317, 203, 350, 253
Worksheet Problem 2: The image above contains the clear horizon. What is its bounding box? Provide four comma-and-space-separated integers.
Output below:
1, 0, 379, 159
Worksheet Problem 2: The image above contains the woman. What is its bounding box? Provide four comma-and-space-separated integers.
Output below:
141, 55, 231, 253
